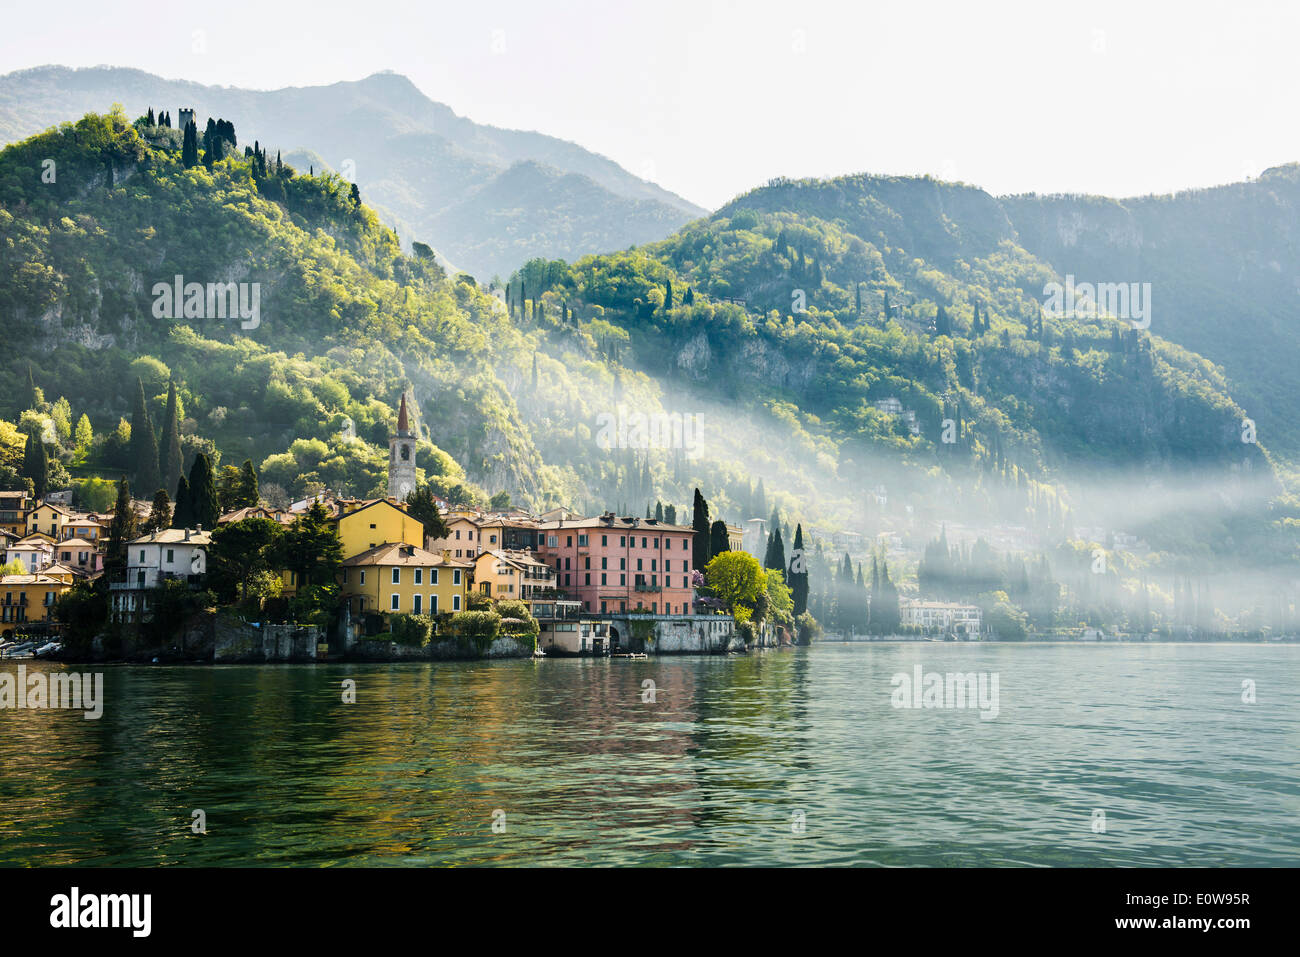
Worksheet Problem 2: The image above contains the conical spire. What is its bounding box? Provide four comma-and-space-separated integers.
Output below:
397, 393, 409, 433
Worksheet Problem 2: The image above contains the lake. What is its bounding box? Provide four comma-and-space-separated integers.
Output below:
1, 643, 1296, 866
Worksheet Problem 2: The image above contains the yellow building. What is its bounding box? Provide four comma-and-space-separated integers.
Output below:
473, 549, 556, 600
335, 499, 425, 560
0, 491, 32, 538
339, 543, 471, 621
26, 502, 73, 540
0, 573, 71, 630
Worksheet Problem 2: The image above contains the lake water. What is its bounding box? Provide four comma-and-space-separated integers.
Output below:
1, 643, 1296, 866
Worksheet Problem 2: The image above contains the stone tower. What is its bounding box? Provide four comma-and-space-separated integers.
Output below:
178, 107, 196, 131
388, 392, 417, 501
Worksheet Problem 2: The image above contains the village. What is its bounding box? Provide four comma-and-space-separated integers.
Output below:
1, 393, 999, 661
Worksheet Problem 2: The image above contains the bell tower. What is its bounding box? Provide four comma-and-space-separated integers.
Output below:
388, 392, 417, 501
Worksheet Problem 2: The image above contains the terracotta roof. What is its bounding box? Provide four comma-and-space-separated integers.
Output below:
342, 542, 473, 568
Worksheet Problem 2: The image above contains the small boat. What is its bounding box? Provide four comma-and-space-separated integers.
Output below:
613, 652, 648, 659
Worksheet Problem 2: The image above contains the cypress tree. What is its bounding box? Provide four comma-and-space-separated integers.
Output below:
181, 120, 199, 168
104, 476, 136, 578
22, 424, 49, 500
709, 519, 729, 560
130, 379, 160, 497
789, 524, 809, 616
159, 381, 183, 496
172, 475, 193, 529
691, 488, 710, 574
188, 453, 220, 530
237, 459, 260, 509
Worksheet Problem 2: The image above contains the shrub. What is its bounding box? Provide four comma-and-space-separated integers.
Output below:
390, 613, 434, 647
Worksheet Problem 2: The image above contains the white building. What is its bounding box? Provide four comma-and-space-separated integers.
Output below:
110, 528, 212, 621
899, 599, 983, 636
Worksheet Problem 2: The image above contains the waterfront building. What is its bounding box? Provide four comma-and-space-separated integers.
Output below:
110, 528, 212, 623
0, 573, 70, 628
536, 512, 695, 616
339, 543, 471, 624
899, 599, 983, 636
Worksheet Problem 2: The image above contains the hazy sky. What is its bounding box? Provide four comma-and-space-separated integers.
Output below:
3, 0, 1298, 209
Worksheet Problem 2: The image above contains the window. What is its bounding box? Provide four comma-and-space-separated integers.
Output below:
682, 539, 688, 550
601, 535, 608, 546
642, 537, 647, 549
391, 594, 400, 611
653, 538, 659, 549
342, 570, 348, 584
601, 573, 607, 585
392, 568, 401, 584
139, 550, 145, 563
548, 535, 558, 547
452, 595, 461, 612
585, 573, 591, 585
414, 568, 423, 585
584, 557, 591, 569
413, 594, 422, 614
567, 535, 573, 547
431, 595, 439, 614
620, 536, 626, 547
166, 549, 174, 564
601, 557, 608, 569
578, 534, 588, 547
360, 571, 366, 585
620, 558, 626, 570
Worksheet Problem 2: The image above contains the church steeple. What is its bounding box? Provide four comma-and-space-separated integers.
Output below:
388, 391, 417, 500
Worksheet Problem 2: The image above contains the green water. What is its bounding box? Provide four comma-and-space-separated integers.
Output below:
1, 643, 1296, 866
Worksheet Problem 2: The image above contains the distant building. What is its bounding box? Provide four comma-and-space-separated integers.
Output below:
474, 549, 555, 600
899, 599, 982, 636
339, 543, 470, 627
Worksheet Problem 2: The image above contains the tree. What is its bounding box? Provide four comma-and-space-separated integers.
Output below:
187, 453, 219, 530
788, 523, 809, 616
172, 474, 193, 529
691, 487, 710, 574
763, 507, 785, 572
709, 519, 729, 560
405, 485, 449, 541
704, 550, 766, 621
210, 518, 284, 602
104, 476, 136, 578
142, 489, 171, 533
74, 414, 93, 459
237, 459, 260, 508
21, 423, 48, 500
159, 381, 183, 496
181, 120, 199, 168
130, 378, 160, 496
279, 501, 342, 588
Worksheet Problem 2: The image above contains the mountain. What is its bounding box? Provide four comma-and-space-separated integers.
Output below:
1, 111, 1295, 635
1001, 165, 1300, 455
0, 65, 706, 279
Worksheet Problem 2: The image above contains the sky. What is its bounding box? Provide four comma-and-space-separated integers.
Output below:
2, 0, 1299, 210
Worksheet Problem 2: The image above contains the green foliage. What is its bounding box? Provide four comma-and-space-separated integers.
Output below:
390, 613, 435, 647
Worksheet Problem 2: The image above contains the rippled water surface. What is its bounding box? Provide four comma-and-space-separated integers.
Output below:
1, 643, 1297, 866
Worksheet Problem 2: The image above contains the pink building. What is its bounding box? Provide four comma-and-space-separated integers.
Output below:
537, 513, 696, 616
